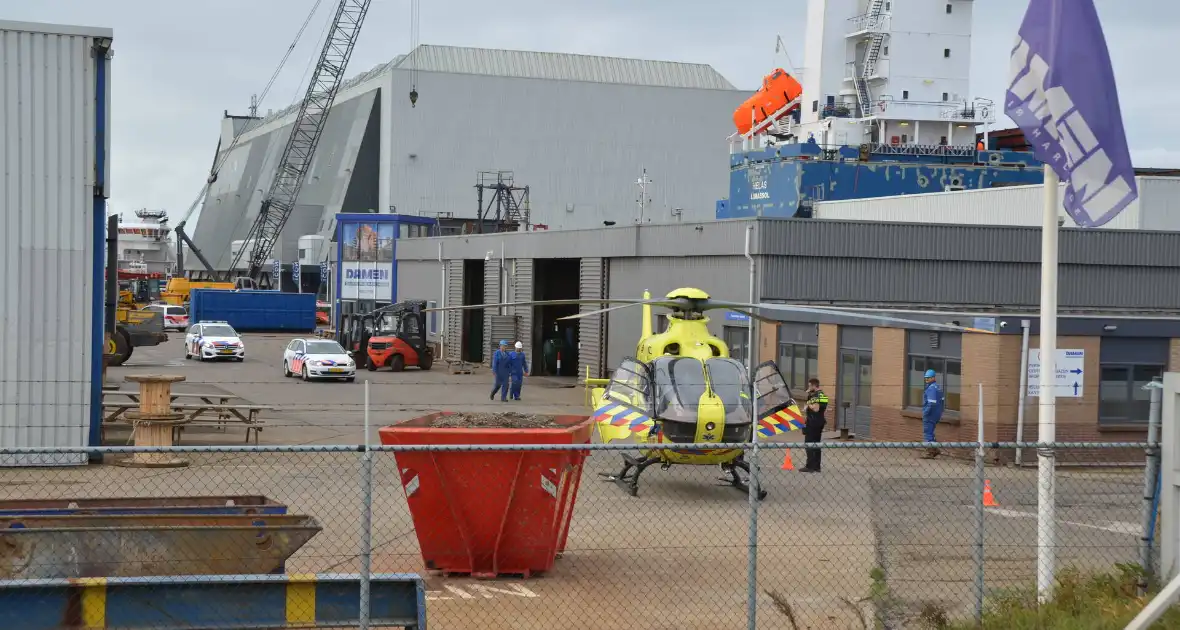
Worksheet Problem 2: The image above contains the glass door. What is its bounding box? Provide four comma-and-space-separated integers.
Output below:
838, 350, 873, 438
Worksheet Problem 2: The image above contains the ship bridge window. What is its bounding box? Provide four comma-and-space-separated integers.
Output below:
946, 3, 952, 13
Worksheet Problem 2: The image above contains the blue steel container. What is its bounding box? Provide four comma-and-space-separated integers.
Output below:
189, 289, 316, 332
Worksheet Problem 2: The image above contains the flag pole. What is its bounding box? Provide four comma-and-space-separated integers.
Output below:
1037, 166, 1060, 600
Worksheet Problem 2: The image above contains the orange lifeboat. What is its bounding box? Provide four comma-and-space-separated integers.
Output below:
733, 68, 804, 135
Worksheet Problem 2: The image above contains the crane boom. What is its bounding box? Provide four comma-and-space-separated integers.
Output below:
228, 0, 373, 281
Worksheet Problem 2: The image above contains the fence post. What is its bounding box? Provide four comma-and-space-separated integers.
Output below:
359, 379, 374, 629
744, 223, 759, 630
1140, 376, 1164, 592
973, 382, 985, 625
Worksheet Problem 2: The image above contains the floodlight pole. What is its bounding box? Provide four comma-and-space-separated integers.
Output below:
744, 224, 759, 630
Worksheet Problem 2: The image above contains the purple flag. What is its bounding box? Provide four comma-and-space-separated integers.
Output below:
1005, 0, 1138, 228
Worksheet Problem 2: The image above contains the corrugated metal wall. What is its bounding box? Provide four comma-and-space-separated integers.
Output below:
395, 220, 760, 262
0, 23, 110, 463
387, 69, 744, 229
483, 258, 501, 358
578, 258, 607, 380
812, 177, 1180, 232
511, 259, 534, 355
444, 261, 463, 362
757, 219, 1180, 309
606, 256, 751, 369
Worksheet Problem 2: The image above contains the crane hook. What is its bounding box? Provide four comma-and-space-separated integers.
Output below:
409, 89, 418, 108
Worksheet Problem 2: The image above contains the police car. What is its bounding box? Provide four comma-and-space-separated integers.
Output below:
282, 338, 356, 382
184, 321, 246, 361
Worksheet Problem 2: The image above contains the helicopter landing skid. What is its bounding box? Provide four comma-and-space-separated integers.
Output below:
599, 453, 659, 497
719, 459, 768, 501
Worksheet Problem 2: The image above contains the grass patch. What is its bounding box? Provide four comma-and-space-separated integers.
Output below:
946, 564, 1180, 630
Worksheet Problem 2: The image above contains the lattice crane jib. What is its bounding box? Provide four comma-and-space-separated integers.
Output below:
229, 0, 373, 280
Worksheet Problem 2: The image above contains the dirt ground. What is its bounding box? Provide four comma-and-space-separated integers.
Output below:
8, 334, 1140, 629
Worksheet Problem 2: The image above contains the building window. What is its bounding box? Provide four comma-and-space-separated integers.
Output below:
902, 90, 910, 100
885, 1, 891, 9
905, 331, 962, 413
1099, 338, 1169, 424
778, 322, 820, 394
944, 48, 951, 58
942, 92, 949, 101
427, 300, 438, 335
812, 100, 819, 112
946, 3, 952, 13
724, 326, 750, 366
883, 45, 889, 56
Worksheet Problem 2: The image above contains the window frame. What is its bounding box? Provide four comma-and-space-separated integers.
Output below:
1098, 361, 1165, 425
427, 300, 438, 336
778, 342, 819, 395
904, 330, 962, 416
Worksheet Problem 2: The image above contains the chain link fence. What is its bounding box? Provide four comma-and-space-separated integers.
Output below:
0, 440, 1155, 629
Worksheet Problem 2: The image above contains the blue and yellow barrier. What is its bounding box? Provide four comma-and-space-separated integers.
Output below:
1, 573, 427, 629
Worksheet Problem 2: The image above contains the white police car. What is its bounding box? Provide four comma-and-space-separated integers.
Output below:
282, 338, 355, 382
184, 321, 246, 362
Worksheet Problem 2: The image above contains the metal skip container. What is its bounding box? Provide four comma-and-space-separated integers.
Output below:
0, 514, 322, 579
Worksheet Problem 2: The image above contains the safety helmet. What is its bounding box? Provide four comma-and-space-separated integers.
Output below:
924, 369, 936, 379
515, 341, 523, 349
499, 339, 508, 346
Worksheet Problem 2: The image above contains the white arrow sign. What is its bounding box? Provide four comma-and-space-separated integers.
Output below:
1027, 348, 1085, 398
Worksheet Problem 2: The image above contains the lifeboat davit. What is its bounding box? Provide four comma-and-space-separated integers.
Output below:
733, 68, 804, 135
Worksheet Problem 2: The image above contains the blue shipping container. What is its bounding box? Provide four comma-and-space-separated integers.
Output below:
189, 290, 317, 332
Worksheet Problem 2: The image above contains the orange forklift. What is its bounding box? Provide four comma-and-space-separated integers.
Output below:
339, 300, 434, 372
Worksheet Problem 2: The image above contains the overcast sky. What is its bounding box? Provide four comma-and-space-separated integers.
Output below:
8, 0, 1176, 220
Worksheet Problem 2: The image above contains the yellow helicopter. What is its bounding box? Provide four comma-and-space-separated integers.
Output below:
429, 288, 995, 499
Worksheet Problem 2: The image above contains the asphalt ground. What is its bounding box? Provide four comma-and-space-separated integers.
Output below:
2, 334, 1142, 629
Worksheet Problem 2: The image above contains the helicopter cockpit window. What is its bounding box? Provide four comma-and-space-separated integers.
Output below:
604, 359, 651, 412
650, 357, 707, 422
705, 358, 753, 422
754, 361, 797, 413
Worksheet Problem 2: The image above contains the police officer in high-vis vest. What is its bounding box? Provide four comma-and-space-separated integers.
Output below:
801, 378, 829, 473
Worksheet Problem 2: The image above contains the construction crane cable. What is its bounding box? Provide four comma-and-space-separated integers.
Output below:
174, 0, 328, 228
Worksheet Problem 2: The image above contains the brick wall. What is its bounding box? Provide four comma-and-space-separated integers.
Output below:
818, 324, 838, 424
1171, 339, 1180, 372
869, 327, 909, 441
759, 322, 778, 364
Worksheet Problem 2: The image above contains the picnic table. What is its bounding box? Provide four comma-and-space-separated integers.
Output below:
101, 390, 272, 444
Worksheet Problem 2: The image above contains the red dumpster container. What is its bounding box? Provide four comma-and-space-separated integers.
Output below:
378, 412, 593, 578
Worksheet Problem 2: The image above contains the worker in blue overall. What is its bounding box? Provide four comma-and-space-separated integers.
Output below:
490, 340, 511, 401
920, 369, 945, 459
508, 341, 529, 401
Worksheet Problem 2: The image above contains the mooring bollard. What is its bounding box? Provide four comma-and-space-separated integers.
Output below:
116, 374, 188, 468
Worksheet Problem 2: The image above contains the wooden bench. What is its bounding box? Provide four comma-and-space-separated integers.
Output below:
101, 393, 270, 444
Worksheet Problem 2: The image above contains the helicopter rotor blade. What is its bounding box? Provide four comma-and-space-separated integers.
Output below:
556, 302, 650, 321
703, 301, 998, 334
423, 298, 667, 313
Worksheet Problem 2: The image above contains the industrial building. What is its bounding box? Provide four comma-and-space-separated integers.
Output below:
396, 218, 1180, 448
813, 174, 1180, 230
187, 44, 748, 274
0, 20, 113, 463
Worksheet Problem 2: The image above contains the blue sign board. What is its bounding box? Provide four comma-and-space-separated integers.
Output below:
725, 311, 750, 322
271, 260, 281, 290
292, 262, 301, 293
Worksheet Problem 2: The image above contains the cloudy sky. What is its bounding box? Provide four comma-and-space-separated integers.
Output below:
9, 0, 1175, 220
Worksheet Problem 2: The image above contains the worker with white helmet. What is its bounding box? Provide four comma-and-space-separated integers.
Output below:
508, 340, 529, 401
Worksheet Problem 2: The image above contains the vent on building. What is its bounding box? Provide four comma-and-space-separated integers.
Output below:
929, 332, 941, 349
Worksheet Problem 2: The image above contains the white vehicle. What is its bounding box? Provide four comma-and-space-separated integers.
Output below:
283, 338, 356, 382
143, 303, 189, 331
184, 321, 246, 362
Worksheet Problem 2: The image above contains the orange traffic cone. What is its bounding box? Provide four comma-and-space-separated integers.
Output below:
983, 480, 999, 507
780, 449, 795, 471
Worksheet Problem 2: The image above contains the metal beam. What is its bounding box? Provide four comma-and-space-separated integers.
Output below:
0, 573, 427, 629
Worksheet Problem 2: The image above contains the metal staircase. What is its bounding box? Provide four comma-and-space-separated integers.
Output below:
855, 0, 888, 118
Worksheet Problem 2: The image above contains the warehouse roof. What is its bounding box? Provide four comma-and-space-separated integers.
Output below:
389, 45, 738, 90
